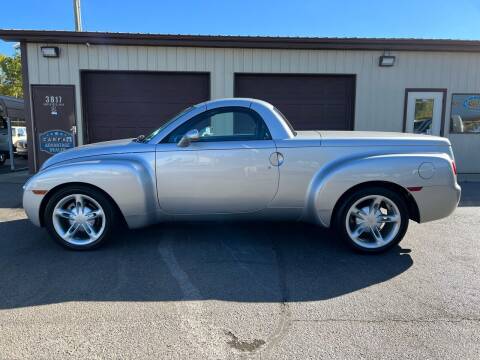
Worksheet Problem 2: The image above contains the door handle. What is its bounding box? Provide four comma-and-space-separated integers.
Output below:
269, 152, 284, 166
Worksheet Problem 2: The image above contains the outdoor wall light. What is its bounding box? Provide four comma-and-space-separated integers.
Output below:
41, 46, 60, 58
379, 55, 396, 67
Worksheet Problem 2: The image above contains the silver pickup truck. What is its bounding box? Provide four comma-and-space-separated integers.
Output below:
23, 98, 461, 253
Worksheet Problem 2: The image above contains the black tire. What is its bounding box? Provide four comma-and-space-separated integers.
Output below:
335, 187, 409, 253
44, 185, 117, 250
0, 153, 6, 165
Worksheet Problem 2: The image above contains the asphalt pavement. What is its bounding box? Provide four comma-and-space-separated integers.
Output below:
0, 173, 479, 359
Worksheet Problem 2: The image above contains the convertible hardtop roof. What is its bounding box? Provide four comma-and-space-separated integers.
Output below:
198, 98, 272, 108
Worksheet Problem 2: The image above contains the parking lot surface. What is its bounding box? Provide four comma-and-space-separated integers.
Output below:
0, 173, 479, 359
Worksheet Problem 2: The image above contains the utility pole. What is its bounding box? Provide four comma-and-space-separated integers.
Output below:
73, 0, 83, 32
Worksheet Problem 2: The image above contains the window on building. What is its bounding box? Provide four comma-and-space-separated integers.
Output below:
413, 99, 434, 134
450, 94, 480, 133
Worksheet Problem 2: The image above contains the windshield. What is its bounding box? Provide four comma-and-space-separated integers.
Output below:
141, 106, 195, 142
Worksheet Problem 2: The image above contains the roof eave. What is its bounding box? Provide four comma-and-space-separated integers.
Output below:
2, 29, 480, 52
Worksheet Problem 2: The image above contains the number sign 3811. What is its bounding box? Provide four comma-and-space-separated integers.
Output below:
45, 96, 63, 104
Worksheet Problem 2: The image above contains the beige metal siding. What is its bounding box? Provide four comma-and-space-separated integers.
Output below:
26, 43, 480, 173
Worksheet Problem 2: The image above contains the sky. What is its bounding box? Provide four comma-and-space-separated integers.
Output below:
2, 0, 480, 55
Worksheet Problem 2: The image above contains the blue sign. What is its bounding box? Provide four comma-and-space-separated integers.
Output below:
39, 130, 74, 154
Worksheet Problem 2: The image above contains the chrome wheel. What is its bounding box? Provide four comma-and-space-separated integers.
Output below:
345, 195, 401, 249
52, 194, 106, 246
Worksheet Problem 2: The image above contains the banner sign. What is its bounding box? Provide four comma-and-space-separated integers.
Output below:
39, 129, 74, 154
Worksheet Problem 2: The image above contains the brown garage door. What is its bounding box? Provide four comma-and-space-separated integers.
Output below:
82, 71, 210, 143
235, 74, 355, 130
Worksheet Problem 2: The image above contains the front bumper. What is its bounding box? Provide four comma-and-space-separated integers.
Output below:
22, 184, 45, 227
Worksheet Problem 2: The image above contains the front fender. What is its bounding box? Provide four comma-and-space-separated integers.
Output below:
23, 156, 158, 228
304, 153, 455, 227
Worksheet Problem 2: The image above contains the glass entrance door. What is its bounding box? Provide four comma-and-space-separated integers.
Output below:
405, 91, 445, 136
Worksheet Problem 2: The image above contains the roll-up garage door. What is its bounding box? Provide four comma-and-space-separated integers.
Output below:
234, 74, 355, 130
82, 71, 210, 143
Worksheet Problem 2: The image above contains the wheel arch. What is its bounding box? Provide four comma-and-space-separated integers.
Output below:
38, 182, 127, 227
331, 181, 420, 226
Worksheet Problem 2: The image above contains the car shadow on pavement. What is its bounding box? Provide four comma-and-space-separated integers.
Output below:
0, 219, 413, 309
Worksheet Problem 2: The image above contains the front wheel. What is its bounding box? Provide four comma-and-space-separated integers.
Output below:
44, 185, 117, 250
0, 153, 6, 165
335, 187, 409, 253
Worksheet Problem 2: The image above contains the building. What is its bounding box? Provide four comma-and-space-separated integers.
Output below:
0, 29, 479, 176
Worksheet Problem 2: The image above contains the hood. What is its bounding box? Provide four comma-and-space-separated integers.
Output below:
319, 131, 451, 147
40, 138, 149, 170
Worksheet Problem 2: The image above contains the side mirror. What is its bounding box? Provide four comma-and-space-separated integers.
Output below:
177, 129, 200, 147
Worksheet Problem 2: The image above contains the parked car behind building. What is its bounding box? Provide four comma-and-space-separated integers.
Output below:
0, 117, 8, 164
0, 96, 25, 165
15, 139, 28, 158
12, 126, 27, 145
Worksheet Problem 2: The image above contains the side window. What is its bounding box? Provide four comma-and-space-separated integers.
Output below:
164, 107, 271, 143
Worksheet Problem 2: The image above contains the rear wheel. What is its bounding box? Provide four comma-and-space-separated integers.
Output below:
0, 153, 6, 165
335, 187, 409, 253
44, 185, 116, 250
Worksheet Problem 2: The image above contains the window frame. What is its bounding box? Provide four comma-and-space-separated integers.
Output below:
162, 106, 272, 144
449, 93, 480, 135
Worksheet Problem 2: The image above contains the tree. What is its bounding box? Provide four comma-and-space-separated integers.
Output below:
0, 52, 23, 98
